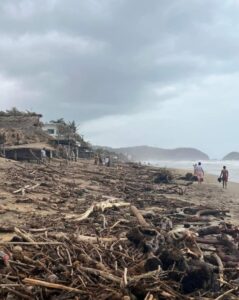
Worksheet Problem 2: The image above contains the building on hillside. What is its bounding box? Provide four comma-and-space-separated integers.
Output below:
43, 122, 78, 159
0, 114, 93, 161
42, 123, 75, 144
0, 114, 52, 147
4, 143, 55, 162
42, 123, 59, 138
42, 122, 93, 160
78, 145, 94, 159
0, 113, 54, 161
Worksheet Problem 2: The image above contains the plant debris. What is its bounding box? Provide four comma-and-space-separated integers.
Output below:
0, 159, 238, 299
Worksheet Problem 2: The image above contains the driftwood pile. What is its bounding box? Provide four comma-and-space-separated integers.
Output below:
0, 160, 238, 299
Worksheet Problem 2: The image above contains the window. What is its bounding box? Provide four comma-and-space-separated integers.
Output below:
47, 129, 55, 134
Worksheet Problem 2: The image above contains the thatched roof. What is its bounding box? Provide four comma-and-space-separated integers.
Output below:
5, 142, 55, 151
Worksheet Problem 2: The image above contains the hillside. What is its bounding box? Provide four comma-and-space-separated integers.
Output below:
0, 114, 52, 146
223, 152, 239, 160
113, 145, 209, 161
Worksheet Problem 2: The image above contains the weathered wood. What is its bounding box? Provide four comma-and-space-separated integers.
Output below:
74, 234, 127, 243
14, 227, 40, 249
130, 205, 150, 227
0, 241, 63, 245
65, 198, 130, 221
23, 278, 84, 294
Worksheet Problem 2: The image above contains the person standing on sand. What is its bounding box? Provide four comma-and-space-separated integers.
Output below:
94, 154, 99, 165
220, 166, 229, 189
195, 162, 204, 183
41, 148, 47, 164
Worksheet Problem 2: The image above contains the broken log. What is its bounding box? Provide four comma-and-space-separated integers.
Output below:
130, 205, 150, 227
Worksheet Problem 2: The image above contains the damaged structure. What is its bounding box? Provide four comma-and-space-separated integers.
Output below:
0, 113, 53, 161
4, 143, 55, 162
0, 110, 93, 161
42, 122, 93, 159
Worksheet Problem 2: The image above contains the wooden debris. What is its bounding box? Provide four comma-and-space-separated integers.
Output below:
0, 160, 238, 299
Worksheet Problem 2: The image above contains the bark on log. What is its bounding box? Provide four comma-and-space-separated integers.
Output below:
130, 205, 150, 227
197, 226, 221, 236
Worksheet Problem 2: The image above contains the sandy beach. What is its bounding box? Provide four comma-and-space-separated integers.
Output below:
0, 159, 239, 236
0, 157, 239, 298
171, 168, 239, 225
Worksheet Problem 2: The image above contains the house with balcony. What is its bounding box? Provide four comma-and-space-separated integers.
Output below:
42, 123, 59, 138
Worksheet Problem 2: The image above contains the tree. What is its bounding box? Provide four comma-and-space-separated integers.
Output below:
50, 118, 66, 124
0, 108, 41, 117
68, 121, 77, 133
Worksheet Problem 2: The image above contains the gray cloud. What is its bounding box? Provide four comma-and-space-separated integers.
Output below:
1, 0, 239, 155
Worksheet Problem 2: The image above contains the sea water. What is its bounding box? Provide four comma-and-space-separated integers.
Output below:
148, 160, 239, 183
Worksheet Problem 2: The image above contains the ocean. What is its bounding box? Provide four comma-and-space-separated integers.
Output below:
148, 160, 239, 183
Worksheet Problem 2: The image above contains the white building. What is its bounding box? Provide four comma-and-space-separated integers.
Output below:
42, 123, 59, 138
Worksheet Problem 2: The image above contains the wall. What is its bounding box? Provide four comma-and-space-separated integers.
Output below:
42, 124, 58, 138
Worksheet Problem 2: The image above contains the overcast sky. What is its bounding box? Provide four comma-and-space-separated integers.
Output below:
1, 0, 239, 158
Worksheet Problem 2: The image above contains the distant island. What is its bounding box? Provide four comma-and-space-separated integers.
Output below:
223, 152, 239, 160
110, 145, 209, 161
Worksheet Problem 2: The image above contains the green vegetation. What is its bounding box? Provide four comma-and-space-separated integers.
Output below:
50, 118, 90, 147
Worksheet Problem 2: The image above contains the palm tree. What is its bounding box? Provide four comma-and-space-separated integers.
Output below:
50, 118, 66, 124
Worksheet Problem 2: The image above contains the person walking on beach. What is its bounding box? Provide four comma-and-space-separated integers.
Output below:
195, 162, 204, 184
41, 148, 47, 164
220, 166, 229, 189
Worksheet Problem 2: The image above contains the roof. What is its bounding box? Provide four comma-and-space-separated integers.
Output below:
42, 123, 59, 127
5, 142, 55, 151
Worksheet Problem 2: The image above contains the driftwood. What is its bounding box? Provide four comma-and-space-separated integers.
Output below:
0, 159, 238, 299
23, 278, 84, 294
212, 253, 224, 283
78, 266, 164, 285
14, 227, 40, 249
0, 241, 63, 245
13, 183, 40, 194
74, 234, 127, 243
130, 205, 150, 226
215, 287, 239, 300
196, 209, 229, 217
78, 266, 122, 283
197, 225, 221, 236
66, 198, 130, 221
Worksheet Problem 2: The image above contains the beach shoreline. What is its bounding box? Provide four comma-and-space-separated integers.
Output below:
0, 158, 239, 229
170, 167, 239, 225
148, 160, 239, 183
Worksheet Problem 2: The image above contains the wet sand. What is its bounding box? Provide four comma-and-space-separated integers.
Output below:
173, 168, 239, 225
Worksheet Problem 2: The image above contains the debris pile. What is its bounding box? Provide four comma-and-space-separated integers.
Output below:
0, 161, 238, 299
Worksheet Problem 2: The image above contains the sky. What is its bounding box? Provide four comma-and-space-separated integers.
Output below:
1, 0, 239, 158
